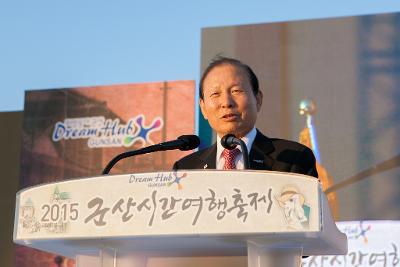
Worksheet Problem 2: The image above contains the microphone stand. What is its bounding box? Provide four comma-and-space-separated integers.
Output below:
237, 139, 250, 169
102, 144, 172, 175
102, 135, 200, 175
221, 134, 250, 169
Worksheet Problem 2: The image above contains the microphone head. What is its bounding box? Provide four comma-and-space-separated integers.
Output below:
221, 134, 238, 150
177, 135, 200, 151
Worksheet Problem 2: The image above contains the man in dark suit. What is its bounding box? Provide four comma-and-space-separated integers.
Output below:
173, 57, 318, 178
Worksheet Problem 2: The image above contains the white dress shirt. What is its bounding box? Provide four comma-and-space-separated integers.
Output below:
216, 127, 257, 170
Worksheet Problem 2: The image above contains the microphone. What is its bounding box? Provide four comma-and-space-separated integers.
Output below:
158, 135, 200, 151
102, 135, 200, 174
221, 134, 250, 169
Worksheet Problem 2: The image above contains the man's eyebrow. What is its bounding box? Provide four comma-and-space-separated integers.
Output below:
230, 82, 243, 88
206, 84, 221, 91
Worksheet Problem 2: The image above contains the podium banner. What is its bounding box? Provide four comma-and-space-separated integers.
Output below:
15, 171, 320, 243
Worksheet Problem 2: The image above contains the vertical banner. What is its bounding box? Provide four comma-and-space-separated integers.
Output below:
17, 80, 195, 267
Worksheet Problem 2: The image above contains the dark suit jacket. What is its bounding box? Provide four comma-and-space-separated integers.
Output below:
173, 130, 318, 178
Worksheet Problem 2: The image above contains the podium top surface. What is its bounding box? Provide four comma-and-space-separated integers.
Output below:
14, 170, 346, 258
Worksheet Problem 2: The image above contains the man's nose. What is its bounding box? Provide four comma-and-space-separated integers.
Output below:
220, 92, 234, 108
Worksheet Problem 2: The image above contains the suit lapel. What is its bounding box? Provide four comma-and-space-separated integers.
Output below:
249, 131, 275, 170
198, 143, 217, 169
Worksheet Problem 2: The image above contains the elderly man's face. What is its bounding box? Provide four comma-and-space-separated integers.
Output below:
200, 64, 262, 138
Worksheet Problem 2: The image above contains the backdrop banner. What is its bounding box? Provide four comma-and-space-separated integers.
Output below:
302, 220, 400, 267
201, 12, 400, 222
16, 80, 195, 267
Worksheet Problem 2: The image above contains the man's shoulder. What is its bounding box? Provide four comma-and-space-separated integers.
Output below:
260, 133, 318, 178
255, 130, 310, 152
269, 137, 310, 151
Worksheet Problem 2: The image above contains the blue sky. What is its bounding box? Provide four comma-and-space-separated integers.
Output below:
1, 0, 400, 111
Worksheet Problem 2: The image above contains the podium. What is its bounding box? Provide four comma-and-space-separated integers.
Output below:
14, 170, 347, 267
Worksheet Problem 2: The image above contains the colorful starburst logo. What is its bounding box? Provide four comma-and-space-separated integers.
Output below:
167, 171, 187, 190
123, 115, 163, 147
342, 221, 371, 244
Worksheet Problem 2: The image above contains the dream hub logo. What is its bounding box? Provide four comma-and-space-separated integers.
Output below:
52, 115, 163, 148
128, 171, 187, 189
340, 221, 371, 243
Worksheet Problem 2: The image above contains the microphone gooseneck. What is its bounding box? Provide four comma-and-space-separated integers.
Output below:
102, 135, 200, 175
220, 134, 250, 169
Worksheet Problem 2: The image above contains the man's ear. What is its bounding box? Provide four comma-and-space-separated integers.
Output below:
256, 90, 263, 112
199, 99, 208, 120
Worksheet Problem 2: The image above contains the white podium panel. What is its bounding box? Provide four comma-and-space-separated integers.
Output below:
14, 170, 347, 267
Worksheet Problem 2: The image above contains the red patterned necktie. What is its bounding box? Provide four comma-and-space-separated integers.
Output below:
223, 148, 241, 169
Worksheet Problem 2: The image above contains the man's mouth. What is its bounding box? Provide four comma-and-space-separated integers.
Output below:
221, 113, 239, 120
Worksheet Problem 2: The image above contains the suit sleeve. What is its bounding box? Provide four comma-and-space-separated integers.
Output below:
172, 161, 179, 171
290, 146, 319, 178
